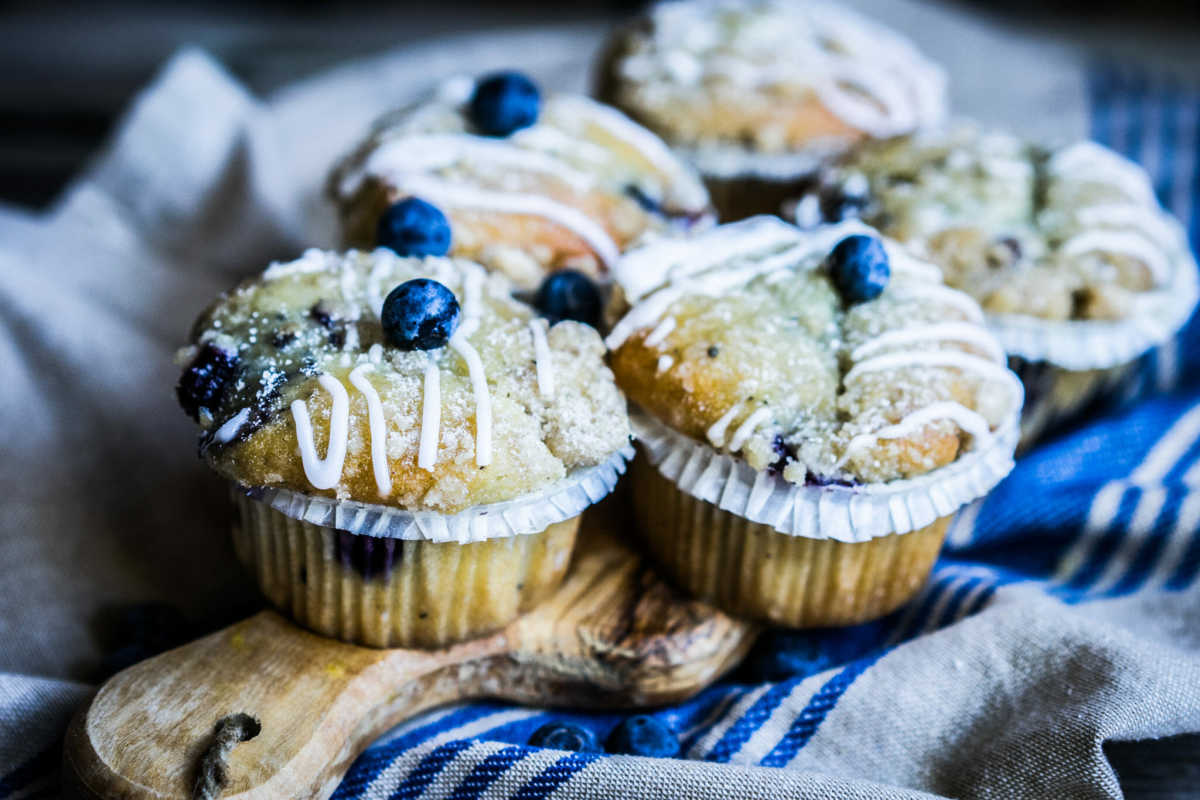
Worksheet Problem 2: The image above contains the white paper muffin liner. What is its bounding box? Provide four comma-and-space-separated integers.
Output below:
240, 444, 633, 544
632, 412, 1018, 544
986, 221, 1199, 371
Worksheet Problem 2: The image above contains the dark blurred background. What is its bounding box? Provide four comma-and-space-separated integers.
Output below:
0, 0, 1197, 209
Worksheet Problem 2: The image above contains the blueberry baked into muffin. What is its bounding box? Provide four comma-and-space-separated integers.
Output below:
790, 125, 1199, 446
596, 0, 946, 220
175, 249, 632, 648
329, 71, 714, 290
606, 217, 1021, 627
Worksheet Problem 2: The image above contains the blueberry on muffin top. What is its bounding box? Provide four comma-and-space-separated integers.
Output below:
329, 74, 713, 287
176, 249, 630, 512
608, 217, 1022, 486
795, 125, 1196, 326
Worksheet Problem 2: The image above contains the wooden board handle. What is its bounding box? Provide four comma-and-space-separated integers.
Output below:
64, 522, 758, 800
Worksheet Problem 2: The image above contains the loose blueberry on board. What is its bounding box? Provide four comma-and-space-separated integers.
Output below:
528, 722, 601, 753
534, 269, 602, 327
604, 715, 679, 758
828, 234, 890, 304
381, 278, 461, 351
176, 343, 239, 421
468, 71, 540, 137
376, 197, 452, 258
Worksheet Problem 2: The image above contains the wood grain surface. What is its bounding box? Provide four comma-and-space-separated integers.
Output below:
62, 509, 759, 800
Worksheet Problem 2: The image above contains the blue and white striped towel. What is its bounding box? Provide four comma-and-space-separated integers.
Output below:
2, 28, 1199, 800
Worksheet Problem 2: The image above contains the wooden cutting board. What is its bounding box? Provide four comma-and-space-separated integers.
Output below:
62, 498, 759, 800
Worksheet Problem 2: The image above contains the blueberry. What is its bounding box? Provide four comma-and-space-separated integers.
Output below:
177, 343, 239, 421
625, 184, 662, 214
381, 278, 461, 350
533, 269, 602, 327
528, 722, 601, 753
376, 197, 452, 257
468, 71, 540, 136
604, 715, 679, 758
828, 234, 890, 305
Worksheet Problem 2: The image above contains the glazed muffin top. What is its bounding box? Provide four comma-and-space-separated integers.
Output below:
607, 217, 1022, 486
176, 249, 630, 513
792, 125, 1197, 335
329, 72, 713, 288
598, 0, 946, 178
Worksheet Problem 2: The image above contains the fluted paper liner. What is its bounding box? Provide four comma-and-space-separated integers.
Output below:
232, 491, 579, 648
987, 217, 1198, 371
633, 412, 1017, 544
241, 444, 633, 544
631, 457, 950, 627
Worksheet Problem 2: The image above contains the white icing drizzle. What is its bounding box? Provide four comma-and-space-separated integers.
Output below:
837, 401, 993, 467
418, 362, 441, 471
849, 322, 1005, 364
451, 333, 492, 467
391, 173, 621, 268
610, 217, 1018, 471
1059, 229, 1171, 285
706, 403, 742, 448
544, 95, 710, 210
513, 124, 612, 168
348, 365, 393, 497
368, 343, 384, 364
291, 374, 351, 491
727, 407, 772, 452
528, 318, 555, 399
608, 217, 920, 350
1048, 141, 1156, 206
617, 0, 946, 140
845, 350, 1020, 396
356, 133, 595, 194
613, 215, 799, 304
644, 316, 677, 348
213, 408, 250, 444
886, 282, 985, 324
656, 354, 675, 374
1072, 203, 1180, 249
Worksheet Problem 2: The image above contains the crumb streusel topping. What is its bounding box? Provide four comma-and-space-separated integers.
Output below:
608, 217, 1021, 485
795, 125, 1193, 323
177, 249, 630, 512
602, 0, 945, 174
329, 77, 713, 284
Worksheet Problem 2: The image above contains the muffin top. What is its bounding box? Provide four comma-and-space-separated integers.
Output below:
176, 249, 631, 513
598, 0, 946, 178
793, 125, 1197, 335
329, 73, 713, 288
608, 217, 1021, 486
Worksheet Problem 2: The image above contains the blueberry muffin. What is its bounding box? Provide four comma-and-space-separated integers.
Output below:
329, 71, 714, 291
606, 217, 1021, 627
790, 125, 1199, 446
596, 0, 946, 220
175, 249, 632, 648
